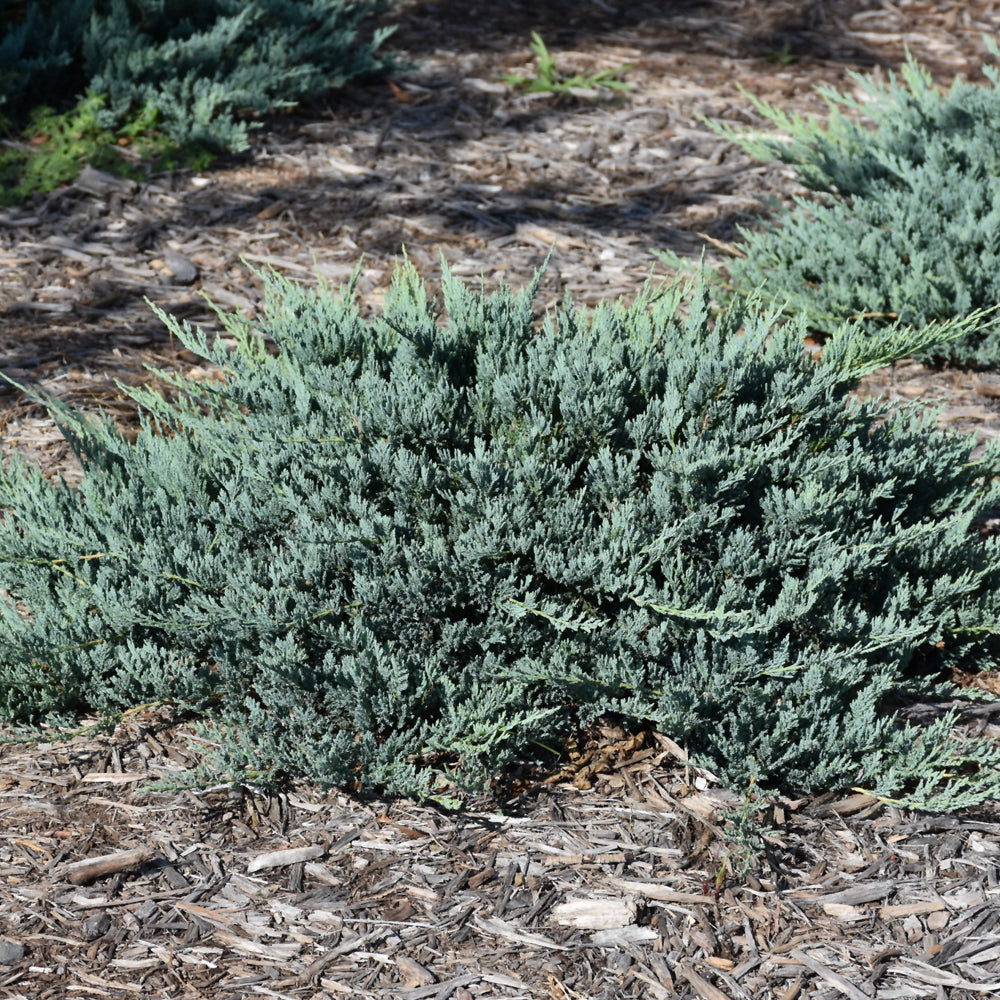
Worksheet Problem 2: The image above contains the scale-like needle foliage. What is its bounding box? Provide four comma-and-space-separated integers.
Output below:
2, 264, 1000, 809
1, 0, 397, 153
706, 41, 1000, 366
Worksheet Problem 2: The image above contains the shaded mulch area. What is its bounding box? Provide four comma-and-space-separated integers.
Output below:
4, 0, 1000, 482
3, 1, 1000, 996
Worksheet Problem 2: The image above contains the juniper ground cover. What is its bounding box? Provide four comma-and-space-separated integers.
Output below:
0, 0, 398, 200
702, 41, 1000, 367
2, 262, 1000, 812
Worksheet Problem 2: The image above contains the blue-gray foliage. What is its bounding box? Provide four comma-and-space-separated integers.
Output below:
0, 0, 397, 151
705, 41, 1000, 366
3, 264, 1000, 809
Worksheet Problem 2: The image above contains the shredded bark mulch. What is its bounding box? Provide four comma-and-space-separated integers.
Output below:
3, 1, 1000, 997
4, 703, 1000, 999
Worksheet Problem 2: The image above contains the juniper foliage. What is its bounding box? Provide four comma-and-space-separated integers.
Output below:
0, 0, 397, 152
3, 264, 1000, 809
704, 41, 1000, 366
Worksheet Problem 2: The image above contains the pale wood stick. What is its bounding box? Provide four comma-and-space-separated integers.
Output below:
246, 844, 326, 874
61, 848, 156, 885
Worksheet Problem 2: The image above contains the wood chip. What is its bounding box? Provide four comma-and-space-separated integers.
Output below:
550, 895, 637, 929
60, 848, 156, 885
246, 843, 327, 873
789, 949, 874, 1000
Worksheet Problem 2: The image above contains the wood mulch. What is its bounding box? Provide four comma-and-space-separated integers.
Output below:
4, 704, 1000, 1000
3, 0, 1000, 996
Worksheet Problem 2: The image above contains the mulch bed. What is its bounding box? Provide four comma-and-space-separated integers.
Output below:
3, 0, 1000, 996
4, 703, 1000, 999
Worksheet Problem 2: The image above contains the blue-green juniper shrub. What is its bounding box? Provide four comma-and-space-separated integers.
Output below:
0, 0, 398, 156
701, 40, 1000, 367
3, 263, 1000, 810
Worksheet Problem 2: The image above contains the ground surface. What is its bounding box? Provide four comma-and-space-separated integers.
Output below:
3, 1, 1000, 997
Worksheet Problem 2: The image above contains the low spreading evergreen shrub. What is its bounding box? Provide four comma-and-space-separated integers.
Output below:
0, 91, 212, 206
3, 264, 1000, 810
0, 0, 397, 185
703, 40, 1000, 367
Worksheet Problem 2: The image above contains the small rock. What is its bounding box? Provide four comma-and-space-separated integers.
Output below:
75, 165, 137, 198
162, 251, 199, 285
0, 939, 26, 964
83, 912, 112, 941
